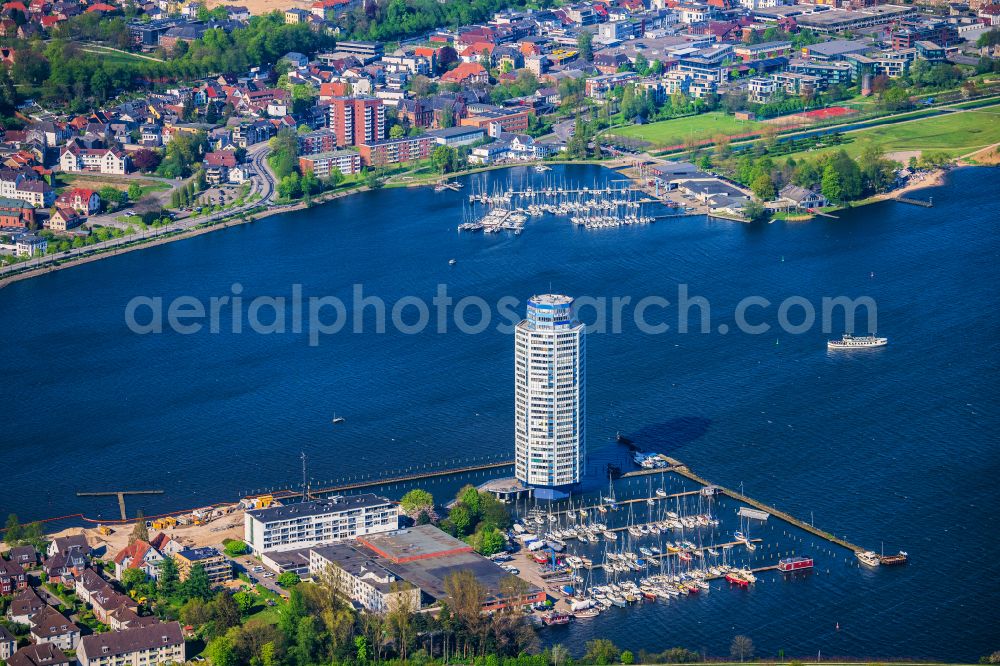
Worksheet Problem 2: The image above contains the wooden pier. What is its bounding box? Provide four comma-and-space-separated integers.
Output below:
291, 460, 515, 500
661, 456, 863, 553
538, 488, 702, 518
896, 196, 933, 207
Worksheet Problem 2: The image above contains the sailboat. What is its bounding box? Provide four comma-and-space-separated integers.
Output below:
331, 413, 345, 424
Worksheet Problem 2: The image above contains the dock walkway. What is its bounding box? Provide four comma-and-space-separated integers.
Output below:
662, 457, 862, 553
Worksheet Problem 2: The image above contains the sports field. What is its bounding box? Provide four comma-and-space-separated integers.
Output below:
784, 104, 1000, 161
610, 112, 763, 149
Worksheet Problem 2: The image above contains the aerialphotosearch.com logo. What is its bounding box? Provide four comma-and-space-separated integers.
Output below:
124, 283, 878, 347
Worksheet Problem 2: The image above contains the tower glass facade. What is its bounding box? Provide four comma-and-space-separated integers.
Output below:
514, 294, 585, 493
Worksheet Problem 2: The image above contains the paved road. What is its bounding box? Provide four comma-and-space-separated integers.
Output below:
0, 143, 276, 279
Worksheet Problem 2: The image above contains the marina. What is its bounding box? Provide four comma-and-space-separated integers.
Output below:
3, 165, 995, 660
458, 177, 685, 233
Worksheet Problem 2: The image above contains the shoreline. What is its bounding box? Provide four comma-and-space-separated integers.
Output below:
0, 163, 954, 290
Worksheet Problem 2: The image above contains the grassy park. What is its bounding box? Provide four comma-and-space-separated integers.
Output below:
780, 104, 1000, 161
610, 112, 764, 148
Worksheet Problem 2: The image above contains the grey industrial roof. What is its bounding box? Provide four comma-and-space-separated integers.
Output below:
248, 494, 393, 522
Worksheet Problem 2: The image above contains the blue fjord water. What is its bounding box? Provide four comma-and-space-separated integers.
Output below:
2, 165, 998, 660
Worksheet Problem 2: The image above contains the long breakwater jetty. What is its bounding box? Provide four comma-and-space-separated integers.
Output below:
660, 456, 863, 553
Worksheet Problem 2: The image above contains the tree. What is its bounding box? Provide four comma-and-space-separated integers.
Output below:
577, 30, 593, 62
743, 199, 770, 224
750, 172, 775, 201
583, 639, 621, 665
158, 556, 179, 596
131, 148, 161, 173
277, 572, 300, 588
223, 540, 249, 557
180, 597, 211, 626
211, 591, 241, 632
456, 485, 481, 516
432, 145, 457, 174
121, 567, 148, 591
278, 173, 302, 199
386, 584, 415, 660
130, 511, 149, 544
479, 494, 511, 530
206, 635, 238, 666
475, 525, 505, 556
730, 635, 754, 662
400, 489, 434, 513
184, 563, 214, 600
621, 651, 635, 665
389, 124, 405, 139
448, 504, 472, 536
127, 183, 142, 202
821, 163, 843, 203
4, 514, 22, 544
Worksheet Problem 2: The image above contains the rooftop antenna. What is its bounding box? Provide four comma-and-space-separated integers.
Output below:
301, 451, 308, 502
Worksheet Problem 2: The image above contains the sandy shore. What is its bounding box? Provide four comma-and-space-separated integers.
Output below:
884, 168, 947, 199
0, 512, 247, 559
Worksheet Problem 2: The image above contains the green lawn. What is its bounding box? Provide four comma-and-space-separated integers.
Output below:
782, 104, 1000, 162
78, 44, 164, 64
609, 112, 764, 149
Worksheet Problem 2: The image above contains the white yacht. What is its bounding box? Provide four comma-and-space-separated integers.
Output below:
828, 333, 888, 350
856, 550, 881, 567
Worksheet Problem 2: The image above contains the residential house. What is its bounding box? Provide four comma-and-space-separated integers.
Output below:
47, 535, 90, 559
59, 145, 131, 175
7, 586, 46, 624
0, 559, 28, 593
284, 8, 309, 23
9, 545, 38, 568
29, 606, 80, 652
113, 540, 163, 582
55, 188, 100, 215
204, 151, 238, 185
148, 533, 184, 557
7, 643, 70, 666
778, 184, 827, 209
0, 625, 15, 662
0, 169, 54, 207
15, 233, 47, 257
44, 207, 82, 232
440, 62, 489, 85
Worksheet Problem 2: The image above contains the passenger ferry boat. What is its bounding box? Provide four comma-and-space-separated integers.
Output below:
827, 333, 888, 350
777, 556, 814, 572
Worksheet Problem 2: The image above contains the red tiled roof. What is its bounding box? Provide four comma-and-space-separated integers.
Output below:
441, 62, 487, 83
113, 540, 153, 568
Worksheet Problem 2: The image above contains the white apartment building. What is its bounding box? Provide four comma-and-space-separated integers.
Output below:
514, 294, 586, 498
309, 543, 420, 613
244, 494, 398, 554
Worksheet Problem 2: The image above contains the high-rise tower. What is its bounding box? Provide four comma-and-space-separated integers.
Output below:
514, 294, 585, 499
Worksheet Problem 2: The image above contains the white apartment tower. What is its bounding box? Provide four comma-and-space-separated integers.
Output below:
514, 294, 586, 498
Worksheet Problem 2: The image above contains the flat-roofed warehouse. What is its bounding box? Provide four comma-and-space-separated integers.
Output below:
310, 525, 545, 612
796, 5, 916, 33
